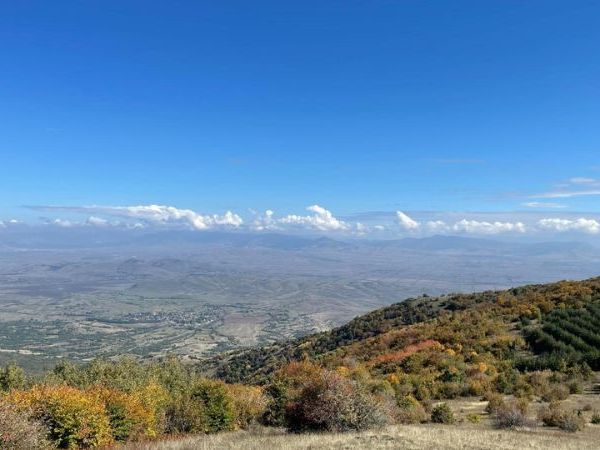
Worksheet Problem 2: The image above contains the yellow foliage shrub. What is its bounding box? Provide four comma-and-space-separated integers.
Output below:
132, 379, 169, 434
335, 366, 351, 377
386, 373, 399, 385
227, 384, 268, 429
90, 386, 156, 441
6, 385, 112, 448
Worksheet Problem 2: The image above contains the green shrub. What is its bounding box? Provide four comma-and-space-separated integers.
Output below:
396, 395, 427, 424
0, 363, 26, 392
590, 411, 600, 424
431, 403, 455, 424
164, 397, 206, 434
466, 413, 481, 424
191, 379, 235, 433
438, 382, 462, 399
262, 381, 289, 427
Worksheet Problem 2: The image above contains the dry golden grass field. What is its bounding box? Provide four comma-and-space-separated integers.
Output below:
121, 423, 600, 450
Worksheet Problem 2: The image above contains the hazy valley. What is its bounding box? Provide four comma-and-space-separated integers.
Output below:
1, 228, 599, 371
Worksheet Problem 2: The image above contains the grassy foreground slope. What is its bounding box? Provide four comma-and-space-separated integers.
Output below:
123, 424, 600, 450
3, 277, 600, 448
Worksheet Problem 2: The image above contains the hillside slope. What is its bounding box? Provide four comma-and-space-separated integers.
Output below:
207, 277, 600, 387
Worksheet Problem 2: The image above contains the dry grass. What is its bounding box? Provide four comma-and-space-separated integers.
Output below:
121, 424, 600, 450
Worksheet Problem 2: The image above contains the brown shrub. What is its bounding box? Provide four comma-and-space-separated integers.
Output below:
514, 397, 530, 415
538, 402, 585, 432
557, 411, 586, 432
285, 370, 389, 432
567, 380, 583, 394
541, 384, 570, 402
492, 402, 535, 429
484, 393, 506, 414
0, 402, 51, 450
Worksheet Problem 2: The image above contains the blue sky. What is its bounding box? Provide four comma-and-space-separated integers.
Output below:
1, 1, 600, 236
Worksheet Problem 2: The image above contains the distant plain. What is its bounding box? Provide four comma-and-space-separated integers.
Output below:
1, 227, 599, 371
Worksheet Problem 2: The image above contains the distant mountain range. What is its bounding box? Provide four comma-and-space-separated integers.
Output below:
1, 226, 597, 256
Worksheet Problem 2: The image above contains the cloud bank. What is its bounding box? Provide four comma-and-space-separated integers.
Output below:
21, 204, 600, 237
537, 218, 600, 234
395, 211, 526, 235
31, 205, 243, 231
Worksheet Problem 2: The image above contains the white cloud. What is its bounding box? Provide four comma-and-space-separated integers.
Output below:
354, 222, 367, 235
426, 220, 450, 233
451, 219, 526, 235
354, 223, 386, 235
537, 218, 600, 234
569, 177, 598, 185
251, 210, 279, 231
42, 205, 244, 230
110, 205, 241, 230
52, 219, 75, 227
279, 205, 349, 231
396, 211, 420, 231
23, 204, 600, 238
522, 202, 567, 209
212, 210, 244, 227
86, 216, 109, 226
531, 175, 600, 199
253, 206, 381, 234
538, 190, 600, 198
0, 219, 21, 228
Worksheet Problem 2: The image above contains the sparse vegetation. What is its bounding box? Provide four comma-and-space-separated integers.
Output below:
2, 277, 600, 447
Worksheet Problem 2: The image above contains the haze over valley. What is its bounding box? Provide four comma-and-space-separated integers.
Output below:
1, 226, 598, 371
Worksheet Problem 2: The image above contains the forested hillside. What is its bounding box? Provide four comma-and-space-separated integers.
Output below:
209, 277, 600, 388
